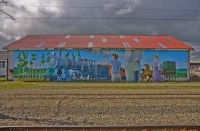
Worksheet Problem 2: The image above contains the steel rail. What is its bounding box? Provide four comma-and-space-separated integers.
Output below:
1, 125, 200, 131
0, 94, 199, 99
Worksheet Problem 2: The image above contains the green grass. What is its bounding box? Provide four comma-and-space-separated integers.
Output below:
0, 80, 200, 90
0, 81, 38, 89
0, 77, 6, 82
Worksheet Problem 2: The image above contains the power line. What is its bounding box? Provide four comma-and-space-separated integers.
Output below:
0, 2, 199, 21
0, 17, 198, 21
5, 0, 13, 18
1, 4, 200, 12
0, 0, 15, 20
0, 9, 15, 20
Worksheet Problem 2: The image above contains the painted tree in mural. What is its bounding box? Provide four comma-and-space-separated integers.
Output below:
65, 52, 69, 58
46, 51, 50, 74
41, 53, 45, 77
29, 60, 33, 78
17, 51, 22, 78
72, 53, 75, 59
21, 51, 28, 78
77, 50, 81, 59
31, 53, 36, 78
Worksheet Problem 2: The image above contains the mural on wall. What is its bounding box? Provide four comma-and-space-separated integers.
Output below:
13, 50, 188, 82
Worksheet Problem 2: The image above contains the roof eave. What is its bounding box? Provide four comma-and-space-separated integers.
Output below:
3, 47, 194, 51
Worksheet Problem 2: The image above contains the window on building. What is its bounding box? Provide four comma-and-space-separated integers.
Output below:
102, 38, 107, 43
164, 38, 172, 43
0, 61, 5, 68
120, 35, 124, 38
36, 42, 45, 47
58, 42, 66, 47
148, 35, 154, 39
158, 42, 167, 49
66, 35, 70, 38
88, 42, 93, 47
134, 38, 140, 43
123, 42, 130, 48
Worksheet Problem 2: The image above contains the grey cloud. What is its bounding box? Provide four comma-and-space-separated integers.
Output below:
0, 0, 200, 61
103, 3, 115, 9
115, 7, 134, 15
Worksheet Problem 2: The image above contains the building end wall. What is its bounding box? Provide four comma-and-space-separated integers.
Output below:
187, 50, 190, 81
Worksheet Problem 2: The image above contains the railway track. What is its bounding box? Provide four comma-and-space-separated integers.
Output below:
0, 94, 199, 99
1, 125, 200, 131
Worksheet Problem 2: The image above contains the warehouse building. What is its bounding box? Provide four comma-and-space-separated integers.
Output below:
190, 63, 200, 79
3, 35, 194, 82
0, 51, 7, 77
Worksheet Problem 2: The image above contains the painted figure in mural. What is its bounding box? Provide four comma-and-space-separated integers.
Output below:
124, 50, 142, 82
152, 54, 163, 82
104, 53, 122, 82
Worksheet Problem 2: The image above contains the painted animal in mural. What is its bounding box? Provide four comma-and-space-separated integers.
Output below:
140, 64, 153, 82
47, 52, 109, 81
140, 60, 177, 82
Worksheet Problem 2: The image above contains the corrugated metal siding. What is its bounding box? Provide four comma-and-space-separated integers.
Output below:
3, 35, 194, 50
0, 51, 7, 61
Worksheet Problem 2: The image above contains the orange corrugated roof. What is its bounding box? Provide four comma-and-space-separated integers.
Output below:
3, 35, 194, 50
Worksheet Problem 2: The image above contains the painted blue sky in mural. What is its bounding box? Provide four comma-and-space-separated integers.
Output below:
14, 50, 187, 69
141, 50, 187, 69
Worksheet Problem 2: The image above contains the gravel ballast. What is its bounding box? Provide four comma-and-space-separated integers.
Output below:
0, 85, 200, 126
0, 97, 199, 126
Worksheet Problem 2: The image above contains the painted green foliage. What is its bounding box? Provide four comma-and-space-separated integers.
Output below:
16, 51, 22, 77
16, 51, 51, 78
16, 51, 28, 78
46, 51, 50, 74
29, 59, 33, 77
46, 52, 50, 63
65, 52, 69, 58
41, 53, 45, 76
31, 53, 36, 77
77, 50, 81, 59
72, 53, 75, 59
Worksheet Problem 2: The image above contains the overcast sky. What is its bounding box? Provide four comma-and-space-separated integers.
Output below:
0, 0, 200, 62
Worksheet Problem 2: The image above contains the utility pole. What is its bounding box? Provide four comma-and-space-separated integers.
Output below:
0, 0, 8, 5
0, 0, 15, 20
195, 0, 199, 20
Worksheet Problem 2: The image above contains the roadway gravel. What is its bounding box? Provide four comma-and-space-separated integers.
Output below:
0, 96, 199, 126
